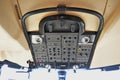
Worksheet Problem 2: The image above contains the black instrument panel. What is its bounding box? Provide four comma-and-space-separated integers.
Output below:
21, 6, 104, 69
29, 14, 96, 69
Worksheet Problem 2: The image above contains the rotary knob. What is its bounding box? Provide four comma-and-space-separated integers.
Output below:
81, 36, 90, 43
31, 35, 42, 44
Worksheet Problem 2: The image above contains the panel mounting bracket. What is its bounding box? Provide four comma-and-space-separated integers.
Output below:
57, 5, 66, 14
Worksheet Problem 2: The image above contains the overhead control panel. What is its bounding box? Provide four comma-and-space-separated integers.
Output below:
21, 6, 104, 69
29, 14, 96, 69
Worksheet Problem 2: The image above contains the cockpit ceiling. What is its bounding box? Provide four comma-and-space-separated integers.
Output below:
0, 0, 120, 68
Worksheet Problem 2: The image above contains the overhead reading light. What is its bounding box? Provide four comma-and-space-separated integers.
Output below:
21, 5, 104, 70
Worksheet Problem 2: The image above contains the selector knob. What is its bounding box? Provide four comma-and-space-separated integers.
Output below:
81, 36, 90, 43
45, 64, 51, 72
32, 35, 43, 44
